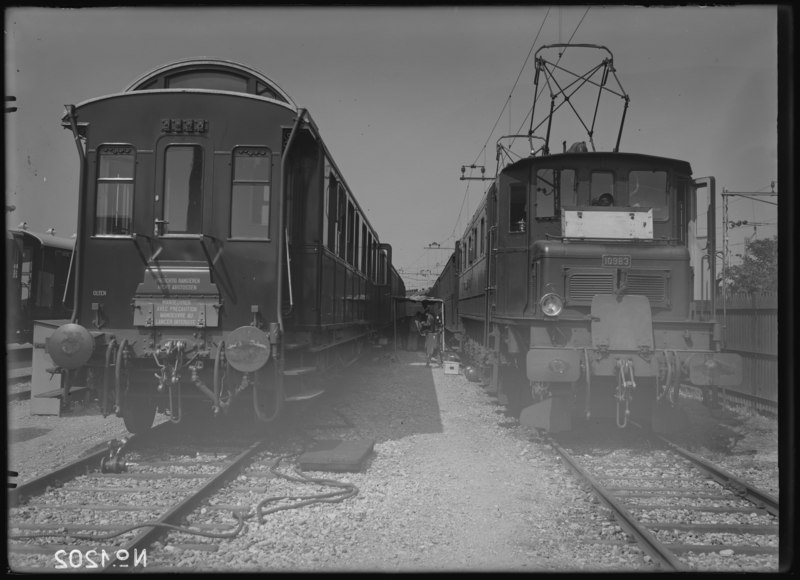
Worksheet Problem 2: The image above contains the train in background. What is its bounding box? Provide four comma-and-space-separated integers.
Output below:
6, 227, 74, 344
430, 45, 742, 432
43, 58, 404, 432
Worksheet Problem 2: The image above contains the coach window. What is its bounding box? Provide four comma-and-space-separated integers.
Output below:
378, 248, 387, 285
324, 166, 337, 250
535, 169, 557, 218
337, 185, 347, 260
480, 217, 485, 255
230, 147, 271, 238
361, 224, 368, 274
347, 201, 356, 266
164, 145, 203, 234
629, 170, 669, 220
95, 146, 135, 236
354, 214, 361, 270
590, 171, 615, 206
471, 227, 477, 261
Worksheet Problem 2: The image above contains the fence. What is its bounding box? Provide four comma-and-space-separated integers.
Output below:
716, 292, 778, 404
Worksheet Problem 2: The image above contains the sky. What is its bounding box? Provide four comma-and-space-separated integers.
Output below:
4, 5, 780, 291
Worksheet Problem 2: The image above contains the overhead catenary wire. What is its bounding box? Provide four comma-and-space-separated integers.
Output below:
450, 7, 591, 244
446, 9, 553, 244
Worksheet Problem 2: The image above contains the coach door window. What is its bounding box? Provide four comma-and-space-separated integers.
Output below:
231, 147, 271, 238
163, 145, 203, 234
509, 184, 527, 233
629, 170, 669, 220
96, 146, 135, 236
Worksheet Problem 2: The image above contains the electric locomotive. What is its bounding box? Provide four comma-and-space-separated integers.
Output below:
435, 45, 742, 432
44, 58, 403, 432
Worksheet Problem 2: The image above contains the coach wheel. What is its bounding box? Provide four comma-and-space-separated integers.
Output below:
213, 341, 231, 410
122, 393, 157, 434
253, 364, 284, 424
116, 342, 156, 433
102, 339, 118, 417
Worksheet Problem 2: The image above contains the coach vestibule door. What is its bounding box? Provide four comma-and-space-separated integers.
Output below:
154, 142, 207, 237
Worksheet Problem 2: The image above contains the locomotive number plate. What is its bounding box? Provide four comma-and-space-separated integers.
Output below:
602, 254, 631, 268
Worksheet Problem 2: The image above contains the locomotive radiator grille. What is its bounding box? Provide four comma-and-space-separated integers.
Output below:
624, 271, 669, 305
565, 271, 616, 304
564, 269, 669, 306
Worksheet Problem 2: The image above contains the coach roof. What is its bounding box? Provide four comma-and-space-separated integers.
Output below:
122, 57, 297, 107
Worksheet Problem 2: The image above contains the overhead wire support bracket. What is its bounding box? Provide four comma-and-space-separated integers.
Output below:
459, 164, 492, 181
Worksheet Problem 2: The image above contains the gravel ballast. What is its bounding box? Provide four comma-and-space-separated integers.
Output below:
6, 347, 780, 572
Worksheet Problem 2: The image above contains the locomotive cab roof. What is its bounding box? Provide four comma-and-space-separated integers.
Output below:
502, 150, 692, 176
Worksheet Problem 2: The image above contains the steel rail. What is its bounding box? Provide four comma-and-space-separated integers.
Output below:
7, 423, 171, 508
545, 434, 689, 571
652, 431, 779, 517
103, 437, 266, 570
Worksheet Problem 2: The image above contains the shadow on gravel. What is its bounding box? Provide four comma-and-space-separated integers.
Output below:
9, 427, 52, 444
289, 348, 444, 444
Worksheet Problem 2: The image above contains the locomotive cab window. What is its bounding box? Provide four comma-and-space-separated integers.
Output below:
509, 184, 527, 232
534, 169, 556, 218
163, 145, 204, 234
560, 169, 577, 206
535, 168, 576, 218
95, 146, 135, 236
590, 171, 615, 206
230, 147, 272, 238
629, 170, 669, 220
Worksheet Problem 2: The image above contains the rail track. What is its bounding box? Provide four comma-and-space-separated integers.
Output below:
546, 423, 779, 572
7, 421, 269, 572
7, 408, 361, 573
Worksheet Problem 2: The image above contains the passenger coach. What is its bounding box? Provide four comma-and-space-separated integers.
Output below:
45, 58, 403, 432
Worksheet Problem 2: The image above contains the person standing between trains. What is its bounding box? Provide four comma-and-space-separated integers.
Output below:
423, 307, 443, 367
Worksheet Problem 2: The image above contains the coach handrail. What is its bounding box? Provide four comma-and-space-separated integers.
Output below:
65, 104, 86, 323
277, 108, 307, 333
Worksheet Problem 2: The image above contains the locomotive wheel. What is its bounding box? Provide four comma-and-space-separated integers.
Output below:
116, 343, 156, 433
499, 365, 533, 418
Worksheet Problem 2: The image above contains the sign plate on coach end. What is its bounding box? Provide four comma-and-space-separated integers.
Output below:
298, 439, 375, 472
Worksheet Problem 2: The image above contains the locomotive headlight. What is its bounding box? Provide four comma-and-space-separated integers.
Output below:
540, 293, 564, 317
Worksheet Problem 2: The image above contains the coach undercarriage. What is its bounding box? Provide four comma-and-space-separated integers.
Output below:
52, 324, 374, 433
